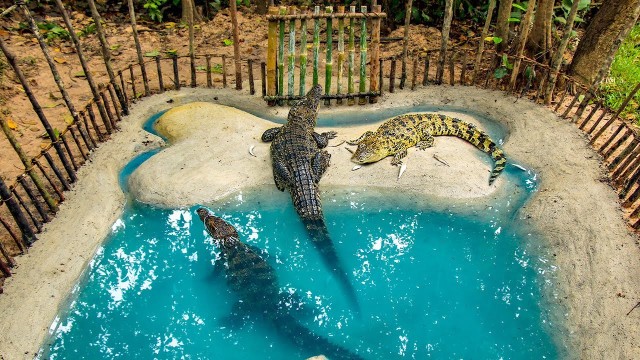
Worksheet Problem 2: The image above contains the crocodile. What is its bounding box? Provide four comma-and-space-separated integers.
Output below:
197, 208, 364, 360
348, 113, 507, 185
261, 84, 360, 311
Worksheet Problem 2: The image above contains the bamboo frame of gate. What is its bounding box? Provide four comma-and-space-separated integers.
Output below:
0, 1, 639, 287
264, 5, 385, 106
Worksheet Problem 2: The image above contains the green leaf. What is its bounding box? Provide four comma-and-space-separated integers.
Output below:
555, 16, 567, 25
508, 17, 521, 23
494, 67, 509, 79
223, 39, 233, 46
144, 50, 160, 57
578, 94, 585, 103
165, 49, 178, 56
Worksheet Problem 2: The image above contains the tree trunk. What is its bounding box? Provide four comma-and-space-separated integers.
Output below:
526, 0, 554, 61
495, 0, 514, 52
182, 0, 203, 23
568, 0, 640, 86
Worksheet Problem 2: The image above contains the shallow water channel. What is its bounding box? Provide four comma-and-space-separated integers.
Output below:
41, 107, 560, 359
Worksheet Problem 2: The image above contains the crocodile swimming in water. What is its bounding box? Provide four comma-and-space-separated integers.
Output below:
197, 208, 364, 360
261, 84, 360, 311
349, 113, 507, 185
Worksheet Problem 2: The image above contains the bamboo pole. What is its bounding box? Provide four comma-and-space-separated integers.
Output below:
370, 5, 382, 103
312, 6, 321, 87
248, 59, 255, 95
562, 88, 584, 118
449, 51, 456, 85
359, 6, 368, 105
205, 55, 212, 88
13, 188, 41, 232
579, 101, 601, 130
390, 58, 396, 92
80, 111, 97, 148
299, 9, 308, 97
610, 139, 639, 172
473, 0, 496, 84
172, 54, 180, 89
100, 91, 116, 131
74, 120, 93, 151
277, 7, 287, 105
108, 84, 122, 122
230, 0, 242, 90
68, 126, 87, 161
54, 0, 112, 131
0, 177, 36, 246
59, 133, 78, 171
17, 176, 49, 223
325, 6, 334, 106
127, 0, 150, 96
543, 0, 580, 104
156, 56, 165, 92
436, 0, 454, 84
411, 54, 418, 90
42, 151, 70, 191
423, 53, 430, 85
188, 2, 196, 88
0, 214, 24, 253
129, 64, 137, 101
261, 62, 267, 96
460, 51, 468, 85
86, 103, 105, 142
400, 0, 413, 89
602, 127, 630, 158
34, 158, 64, 201
288, 7, 297, 104
347, 6, 356, 105
336, 6, 345, 104
119, 71, 129, 105
87, 0, 128, 114
0, 37, 77, 182
222, 55, 228, 88
267, 6, 278, 105
509, 0, 536, 90
0, 115, 57, 211
590, 83, 640, 143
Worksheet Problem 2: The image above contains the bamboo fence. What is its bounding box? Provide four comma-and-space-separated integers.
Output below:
0, 2, 639, 289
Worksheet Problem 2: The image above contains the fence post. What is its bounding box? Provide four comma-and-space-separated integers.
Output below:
288, 7, 297, 104
509, 0, 536, 91
400, 0, 413, 89
230, 0, 243, 90
336, 6, 345, 104
347, 6, 356, 105
267, 6, 278, 105
472, 0, 496, 84
127, 0, 150, 96
0, 178, 36, 246
359, 6, 368, 105
299, 8, 309, 96
156, 56, 165, 92
370, 5, 382, 103
590, 83, 640, 143
436, 0, 453, 84
313, 6, 321, 86
325, 6, 334, 106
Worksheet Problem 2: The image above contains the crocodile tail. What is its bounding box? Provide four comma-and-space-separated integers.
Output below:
433, 115, 507, 185
305, 218, 361, 314
273, 313, 364, 360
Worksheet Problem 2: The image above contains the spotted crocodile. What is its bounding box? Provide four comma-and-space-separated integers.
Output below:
349, 113, 507, 184
261, 85, 360, 311
197, 208, 364, 360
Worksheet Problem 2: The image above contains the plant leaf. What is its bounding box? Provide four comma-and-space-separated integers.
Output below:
144, 50, 160, 57
6, 118, 18, 130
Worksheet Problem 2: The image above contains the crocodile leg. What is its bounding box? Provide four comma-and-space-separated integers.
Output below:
261, 127, 282, 142
311, 150, 331, 183
273, 160, 291, 191
312, 131, 337, 148
391, 146, 409, 165
346, 131, 374, 145
416, 134, 435, 150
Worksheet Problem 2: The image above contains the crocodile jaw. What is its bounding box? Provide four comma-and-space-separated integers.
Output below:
351, 145, 388, 164
197, 208, 239, 241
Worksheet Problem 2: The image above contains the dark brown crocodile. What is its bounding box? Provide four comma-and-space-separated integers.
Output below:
261, 85, 360, 312
197, 208, 364, 360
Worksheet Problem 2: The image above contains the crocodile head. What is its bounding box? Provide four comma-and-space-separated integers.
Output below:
197, 208, 239, 243
351, 138, 391, 164
288, 84, 323, 127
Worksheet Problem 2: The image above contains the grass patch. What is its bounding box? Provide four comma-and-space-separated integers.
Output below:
600, 24, 640, 123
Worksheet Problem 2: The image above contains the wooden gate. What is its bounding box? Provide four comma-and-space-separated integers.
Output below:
265, 5, 385, 106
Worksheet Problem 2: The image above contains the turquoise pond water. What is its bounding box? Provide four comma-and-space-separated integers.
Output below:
41, 107, 560, 359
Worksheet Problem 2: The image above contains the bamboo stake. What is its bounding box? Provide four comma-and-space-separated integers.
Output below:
411, 54, 418, 90
222, 55, 228, 88
100, 91, 116, 132
336, 6, 345, 104
423, 53, 430, 86
473, 0, 496, 84
248, 59, 255, 95
80, 111, 97, 148
261, 62, 267, 96
390, 59, 396, 93
0, 214, 24, 253
0, 37, 76, 182
379, 59, 384, 96
267, 6, 278, 105
34, 158, 64, 202
108, 84, 122, 122
127, 0, 150, 96
509, 0, 536, 90
590, 83, 640, 143
288, 7, 297, 104
206, 55, 213, 88
86, 103, 105, 142
42, 151, 70, 191
325, 6, 334, 106
156, 56, 165, 92
54, 0, 112, 131
543, 0, 581, 104
188, 2, 196, 88
75, 119, 94, 151
359, 6, 368, 105
129, 64, 138, 101
119, 71, 129, 105
587, 110, 608, 135
579, 102, 602, 130
59, 133, 78, 171
610, 139, 639, 172
370, 5, 382, 103
277, 7, 287, 105
313, 6, 321, 86
347, 6, 356, 105
0, 177, 36, 246
400, 0, 413, 89
172, 54, 180, 89
68, 126, 87, 161
13, 188, 41, 232
562, 88, 584, 118
0, 115, 57, 211
230, 0, 242, 89
299, 10, 308, 96
600, 124, 626, 154
449, 51, 456, 85
87, 0, 128, 114
436, 0, 454, 84
17, 176, 49, 223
